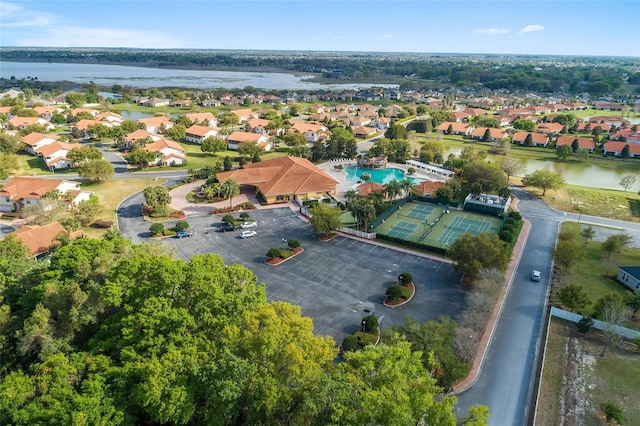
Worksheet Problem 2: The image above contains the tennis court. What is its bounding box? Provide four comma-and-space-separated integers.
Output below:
375, 201, 502, 250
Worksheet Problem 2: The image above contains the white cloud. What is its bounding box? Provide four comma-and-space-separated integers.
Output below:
473, 28, 509, 35
382, 34, 394, 39
18, 26, 185, 48
0, 2, 55, 27
519, 25, 544, 34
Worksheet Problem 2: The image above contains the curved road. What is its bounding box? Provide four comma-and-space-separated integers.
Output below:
455, 187, 640, 425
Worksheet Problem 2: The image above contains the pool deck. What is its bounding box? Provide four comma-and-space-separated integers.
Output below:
317, 160, 449, 202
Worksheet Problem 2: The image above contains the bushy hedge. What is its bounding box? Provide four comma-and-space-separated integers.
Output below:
287, 239, 300, 248
362, 314, 379, 334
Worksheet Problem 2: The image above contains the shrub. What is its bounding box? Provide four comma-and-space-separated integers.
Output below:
354, 331, 377, 346
287, 238, 301, 248
239, 212, 250, 221
90, 220, 114, 229
342, 335, 360, 352
149, 223, 165, 236
386, 284, 403, 300
222, 214, 235, 225
266, 248, 282, 260
577, 316, 594, 334
507, 211, 521, 221
174, 220, 189, 231
237, 201, 256, 210
499, 230, 514, 243
600, 401, 624, 424
398, 272, 413, 285
280, 250, 293, 259
362, 314, 378, 334
169, 210, 186, 219
407, 167, 416, 175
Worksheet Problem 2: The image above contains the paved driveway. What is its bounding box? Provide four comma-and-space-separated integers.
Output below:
158, 207, 468, 344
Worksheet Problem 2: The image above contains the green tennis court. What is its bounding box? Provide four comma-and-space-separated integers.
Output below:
437, 215, 494, 246
386, 221, 418, 239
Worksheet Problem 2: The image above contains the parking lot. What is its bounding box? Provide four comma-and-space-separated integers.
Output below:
158, 207, 469, 344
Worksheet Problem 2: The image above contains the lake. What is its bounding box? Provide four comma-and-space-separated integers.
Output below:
0, 61, 399, 91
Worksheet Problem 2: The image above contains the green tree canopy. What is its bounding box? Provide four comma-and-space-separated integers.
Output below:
78, 159, 114, 184
448, 232, 510, 280
522, 169, 565, 195
308, 202, 343, 237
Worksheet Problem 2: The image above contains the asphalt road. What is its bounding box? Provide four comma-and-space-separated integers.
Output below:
454, 187, 640, 425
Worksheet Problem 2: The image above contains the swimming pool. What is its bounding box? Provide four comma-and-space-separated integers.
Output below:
344, 166, 424, 185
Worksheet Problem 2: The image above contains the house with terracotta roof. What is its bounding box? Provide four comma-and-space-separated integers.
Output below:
5, 116, 51, 131
594, 101, 624, 111
21, 132, 58, 155
609, 131, 640, 144
230, 108, 256, 123
0, 106, 13, 119
216, 156, 338, 204
246, 118, 271, 134
373, 117, 391, 130
512, 132, 549, 147
35, 140, 77, 170
356, 182, 385, 197
577, 122, 611, 133
95, 111, 124, 125
142, 139, 187, 166
32, 106, 64, 120
536, 122, 565, 134
352, 126, 378, 138
11, 222, 66, 258
290, 122, 328, 142
412, 180, 445, 197
226, 131, 271, 151
138, 116, 174, 134
555, 136, 595, 153
437, 122, 470, 136
350, 116, 372, 127
603, 141, 640, 157
170, 99, 192, 108
185, 125, 220, 144
71, 108, 100, 117
0, 177, 91, 212
589, 116, 629, 127
470, 127, 506, 141
185, 112, 218, 127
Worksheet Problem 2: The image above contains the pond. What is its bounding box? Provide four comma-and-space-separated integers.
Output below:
444, 148, 640, 192
344, 166, 423, 185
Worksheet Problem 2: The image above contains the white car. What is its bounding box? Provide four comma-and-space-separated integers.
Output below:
531, 270, 541, 282
240, 230, 257, 239
240, 222, 257, 229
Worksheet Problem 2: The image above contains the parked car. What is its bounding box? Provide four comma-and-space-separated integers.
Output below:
217, 224, 236, 233
240, 230, 257, 239
240, 221, 257, 229
175, 230, 193, 238
531, 270, 541, 282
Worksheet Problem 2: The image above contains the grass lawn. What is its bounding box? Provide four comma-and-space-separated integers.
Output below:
80, 177, 166, 238
554, 222, 640, 330
537, 318, 640, 425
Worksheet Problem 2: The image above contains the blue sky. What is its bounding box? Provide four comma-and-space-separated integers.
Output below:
1, 1, 639, 57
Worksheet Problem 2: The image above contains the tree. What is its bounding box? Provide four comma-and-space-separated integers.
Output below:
570, 138, 580, 153
72, 199, 101, 226
398, 272, 413, 285
598, 298, 628, 356
143, 186, 171, 215
621, 144, 630, 158
174, 220, 189, 231
220, 178, 240, 208
384, 179, 402, 201
576, 315, 594, 334
223, 155, 233, 171
67, 145, 102, 167
78, 159, 114, 184
600, 401, 624, 424
619, 174, 636, 192
149, 222, 165, 236
523, 133, 533, 146
625, 291, 640, 318
552, 237, 583, 272
498, 158, 524, 180
448, 232, 510, 280
521, 169, 565, 195
386, 284, 403, 300
580, 225, 596, 246
558, 284, 591, 313
602, 234, 622, 258
384, 124, 408, 140
462, 162, 508, 193
200, 136, 227, 154
0, 131, 24, 153
237, 141, 262, 159
124, 147, 158, 168
555, 145, 572, 161
289, 144, 311, 159
511, 118, 536, 132
308, 203, 342, 237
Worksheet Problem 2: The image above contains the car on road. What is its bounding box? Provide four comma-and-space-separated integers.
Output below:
240, 221, 257, 229
531, 270, 541, 282
175, 230, 193, 238
240, 230, 257, 239
217, 224, 237, 233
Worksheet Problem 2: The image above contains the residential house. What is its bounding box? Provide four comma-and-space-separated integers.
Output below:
610, 131, 640, 144
185, 125, 220, 144
0, 106, 13, 119
71, 108, 100, 117
555, 136, 595, 153
230, 108, 256, 123
577, 122, 611, 133
356, 182, 385, 197
138, 116, 174, 134
6, 116, 51, 130
358, 104, 378, 113
124, 129, 162, 147
185, 112, 218, 127
511, 131, 549, 147
384, 104, 404, 118
246, 118, 271, 134
201, 98, 221, 107
352, 126, 377, 138
470, 127, 506, 141
412, 181, 445, 197
142, 139, 187, 166
21, 132, 58, 155
536, 122, 565, 134
589, 116, 629, 127
141, 98, 170, 107
170, 99, 192, 108
95, 111, 124, 126
373, 117, 391, 130
11, 222, 85, 259
0, 177, 91, 212
226, 131, 271, 151
73, 119, 102, 139
216, 156, 338, 204
350, 116, 372, 128
290, 122, 327, 143
594, 101, 625, 111
437, 122, 470, 136
602, 141, 640, 157
32, 106, 63, 120
616, 266, 640, 291
35, 140, 76, 170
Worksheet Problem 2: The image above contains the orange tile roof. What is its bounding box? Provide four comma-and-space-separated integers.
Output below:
21, 132, 59, 146
412, 180, 444, 194
227, 131, 265, 142
33, 106, 61, 115
231, 108, 254, 118
357, 182, 385, 196
143, 138, 184, 153
125, 129, 156, 141
13, 222, 67, 255
438, 122, 469, 133
35, 141, 76, 157
0, 177, 65, 201
71, 108, 99, 116
603, 141, 640, 155
536, 122, 565, 133
470, 127, 505, 139
216, 156, 338, 197
247, 118, 270, 128
512, 132, 548, 144
556, 136, 595, 150
138, 116, 171, 126
7, 117, 42, 127
186, 124, 219, 137
291, 122, 325, 133
186, 112, 215, 122
74, 119, 101, 130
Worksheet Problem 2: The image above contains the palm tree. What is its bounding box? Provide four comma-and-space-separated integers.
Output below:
400, 178, 414, 198
626, 292, 640, 318
385, 180, 402, 201
221, 178, 240, 208
344, 189, 358, 206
